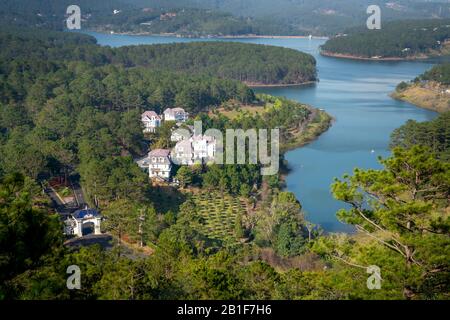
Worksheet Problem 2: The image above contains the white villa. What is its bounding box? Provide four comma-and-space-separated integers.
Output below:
164, 107, 189, 122
145, 149, 172, 180
141, 111, 162, 133
173, 135, 216, 165
141, 108, 188, 134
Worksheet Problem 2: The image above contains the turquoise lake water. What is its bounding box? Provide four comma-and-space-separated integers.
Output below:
85, 31, 437, 232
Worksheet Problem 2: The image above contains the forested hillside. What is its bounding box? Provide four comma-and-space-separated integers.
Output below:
0, 0, 130, 29
321, 19, 450, 59
90, 8, 297, 36
420, 63, 450, 85
0, 27, 316, 87
0, 0, 298, 35
0, 27, 254, 183
113, 42, 317, 85
2, 0, 450, 36
391, 112, 450, 160
122, 0, 450, 35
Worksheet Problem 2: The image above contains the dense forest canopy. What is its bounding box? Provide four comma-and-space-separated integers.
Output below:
114, 42, 317, 85
321, 19, 450, 58
391, 112, 450, 160
2, 147, 448, 299
0, 27, 256, 186
0, 27, 317, 86
419, 63, 450, 85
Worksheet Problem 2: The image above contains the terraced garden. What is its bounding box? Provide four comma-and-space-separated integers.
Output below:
191, 192, 248, 245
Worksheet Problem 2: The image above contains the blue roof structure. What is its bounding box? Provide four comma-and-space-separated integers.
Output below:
72, 208, 100, 220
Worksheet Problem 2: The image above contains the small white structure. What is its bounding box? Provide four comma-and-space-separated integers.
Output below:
64, 208, 102, 237
148, 149, 172, 180
142, 111, 162, 133
164, 107, 189, 123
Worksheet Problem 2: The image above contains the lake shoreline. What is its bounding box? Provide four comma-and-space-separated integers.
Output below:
247, 81, 317, 88
90, 29, 328, 40
390, 86, 449, 113
281, 110, 333, 154
320, 50, 430, 61
279, 109, 333, 180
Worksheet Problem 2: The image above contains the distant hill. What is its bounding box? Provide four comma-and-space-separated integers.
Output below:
121, 0, 450, 35
0, 0, 295, 35
89, 7, 299, 36
0, 0, 131, 29
2, 0, 450, 36
321, 19, 450, 60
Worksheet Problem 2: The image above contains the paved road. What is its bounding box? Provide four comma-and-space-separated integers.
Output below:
44, 185, 72, 216
65, 234, 113, 249
69, 177, 87, 208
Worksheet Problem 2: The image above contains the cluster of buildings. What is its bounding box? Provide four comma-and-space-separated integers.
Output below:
142, 107, 189, 133
138, 108, 217, 181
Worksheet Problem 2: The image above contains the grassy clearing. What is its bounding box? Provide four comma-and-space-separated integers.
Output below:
392, 84, 450, 113
190, 192, 248, 245
209, 105, 266, 119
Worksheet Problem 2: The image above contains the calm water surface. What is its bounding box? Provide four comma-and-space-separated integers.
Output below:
85, 31, 437, 232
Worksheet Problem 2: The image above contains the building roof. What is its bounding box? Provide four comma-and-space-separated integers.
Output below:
192, 135, 215, 142
149, 149, 171, 158
142, 111, 161, 120
164, 107, 186, 115
72, 209, 100, 220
